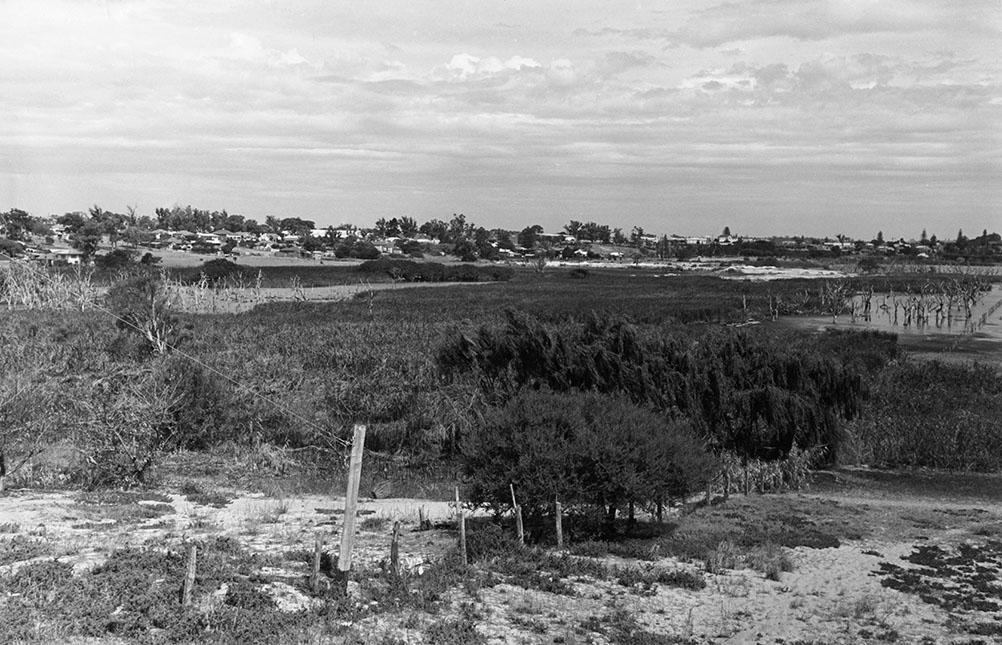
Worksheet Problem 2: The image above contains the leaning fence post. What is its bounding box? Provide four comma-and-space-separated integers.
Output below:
181, 544, 197, 606
510, 483, 524, 545
338, 424, 366, 593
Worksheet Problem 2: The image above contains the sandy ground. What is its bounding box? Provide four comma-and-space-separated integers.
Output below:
2, 474, 1001, 644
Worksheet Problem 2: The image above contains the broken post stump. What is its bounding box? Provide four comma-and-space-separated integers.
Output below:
390, 521, 401, 578
310, 533, 323, 593
181, 544, 197, 607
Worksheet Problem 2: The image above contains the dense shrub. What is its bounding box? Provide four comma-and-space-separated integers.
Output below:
198, 258, 245, 284
333, 237, 380, 259
71, 357, 233, 486
356, 259, 513, 283
95, 248, 137, 271
846, 361, 1002, 471
0, 238, 24, 258
462, 390, 714, 529
440, 310, 866, 464
74, 366, 185, 487
160, 357, 230, 450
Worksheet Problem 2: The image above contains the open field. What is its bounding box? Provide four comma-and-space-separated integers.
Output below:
2, 261, 1002, 643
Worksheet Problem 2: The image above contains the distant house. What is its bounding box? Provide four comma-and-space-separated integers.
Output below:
47, 248, 85, 266
537, 232, 576, 245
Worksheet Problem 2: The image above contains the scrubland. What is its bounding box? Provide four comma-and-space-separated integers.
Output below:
1, 259, 1001, 644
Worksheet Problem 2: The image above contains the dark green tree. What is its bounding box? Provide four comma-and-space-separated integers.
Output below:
517, 224, 543, 248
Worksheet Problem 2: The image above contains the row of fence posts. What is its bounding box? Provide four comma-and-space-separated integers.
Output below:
180, 424, 369, 604
445, 482, 569, 574
177, 423, 582, 606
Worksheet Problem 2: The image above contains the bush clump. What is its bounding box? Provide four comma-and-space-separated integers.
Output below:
462, 390, 714, 532
440, 310, 866, 465
356, 259, 513, 282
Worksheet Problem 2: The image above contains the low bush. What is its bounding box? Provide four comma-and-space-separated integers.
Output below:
0, 539, 301, 644
70, 357, 234, 487
95, 248, 138, 271
171, 258, 246, 285
462, 390, 714, 532
356, 259, 512, 283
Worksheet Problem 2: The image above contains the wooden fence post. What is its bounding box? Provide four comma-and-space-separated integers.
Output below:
310, 533, 323, 593
510, 483, 524, 545
555, 498, 563, 549
338, 424, 366, 592
456, 487, 467, 567
390, 521, 401, 578
181, 544, 197, 606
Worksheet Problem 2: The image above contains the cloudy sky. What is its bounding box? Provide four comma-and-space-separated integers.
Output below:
1, 1, 999, 237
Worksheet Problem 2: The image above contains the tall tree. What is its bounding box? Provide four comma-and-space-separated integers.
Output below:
1, 209, 34, 241
518, 224, 544, 249
473, 227, 497, 260
419, 219, 449, 242
398, 216, 419, 237
447, 213, 470, 243
630, 226, 645, 247
563, 220, 583, 239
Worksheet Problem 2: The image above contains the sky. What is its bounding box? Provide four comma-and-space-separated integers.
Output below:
1, 0, 999, 238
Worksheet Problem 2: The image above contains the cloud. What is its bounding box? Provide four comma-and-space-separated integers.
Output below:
576, 0, 1000, 49
441, 53, 542, 80
599, 51, 658, 76
1, 0, 998, 235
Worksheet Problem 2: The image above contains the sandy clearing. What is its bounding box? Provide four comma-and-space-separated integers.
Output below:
2, 485, 1000, 644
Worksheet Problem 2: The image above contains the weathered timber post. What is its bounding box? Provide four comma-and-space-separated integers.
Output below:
338, 424, 366, 593
555, 498, 564, 549
510, 483, 524, 545
181, 544, 197, 606
310, 533, 323, 593
389, 521, 401, 578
